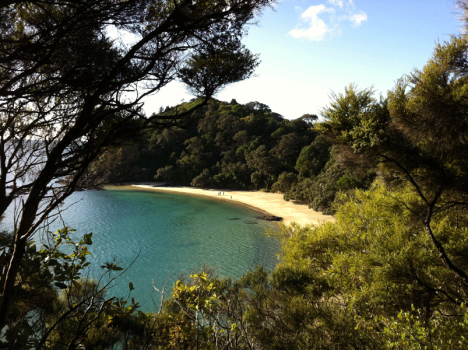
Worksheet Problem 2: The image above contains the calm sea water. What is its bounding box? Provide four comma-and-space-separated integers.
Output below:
2, 188, 280, 311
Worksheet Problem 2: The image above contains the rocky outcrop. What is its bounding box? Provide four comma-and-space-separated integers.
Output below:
257, 215, 283, 222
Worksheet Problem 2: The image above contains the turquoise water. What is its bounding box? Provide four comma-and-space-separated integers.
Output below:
2, 189, 280, 311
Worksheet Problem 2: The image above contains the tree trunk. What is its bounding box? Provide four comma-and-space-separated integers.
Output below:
0, 236, 26, 330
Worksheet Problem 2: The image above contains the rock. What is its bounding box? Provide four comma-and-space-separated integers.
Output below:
256, 215, 283, 222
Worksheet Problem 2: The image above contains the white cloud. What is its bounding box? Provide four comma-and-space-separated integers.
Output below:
290, 1, 367, 41
327, 0, 344, 8
349, 10, 367, 26
302, 4, 335, 18
289, 5, 335, 41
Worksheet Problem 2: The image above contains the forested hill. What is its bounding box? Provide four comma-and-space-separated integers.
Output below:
92, 98, 375, 214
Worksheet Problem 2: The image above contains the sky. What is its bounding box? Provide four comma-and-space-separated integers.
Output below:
144, 0, 462, 120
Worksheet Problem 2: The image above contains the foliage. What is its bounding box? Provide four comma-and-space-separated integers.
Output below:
317, 36, 468, 286
168, 272, 226, 349
121, 99, 319, 191
295, 134, 332, 177
0, 227, 150, 349
369, 306, 468, 350
271, 172, 297, 194
191, 168, 214, 188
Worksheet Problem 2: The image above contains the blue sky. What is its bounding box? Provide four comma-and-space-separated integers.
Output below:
145, 0, 461, 119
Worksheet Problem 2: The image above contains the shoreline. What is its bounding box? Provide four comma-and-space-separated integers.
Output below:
109, 182, 335, 226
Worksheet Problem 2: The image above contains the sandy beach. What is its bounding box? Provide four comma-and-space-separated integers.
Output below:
125, 183, 335, 226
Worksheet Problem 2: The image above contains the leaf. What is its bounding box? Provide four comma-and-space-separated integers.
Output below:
83, 233, 93, 245
230, 323, 239, 333
55, 282, 67, 289
129, 282, 134, 291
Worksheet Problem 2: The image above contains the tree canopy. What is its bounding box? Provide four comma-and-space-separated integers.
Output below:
317, 35, 468, 286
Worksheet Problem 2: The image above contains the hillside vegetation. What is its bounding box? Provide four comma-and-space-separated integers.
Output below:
92, 99, 375, 214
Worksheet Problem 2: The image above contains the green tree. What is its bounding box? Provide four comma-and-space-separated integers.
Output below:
271, 172, 298, 194
295, 134, 331, 177
191, 168, 213, 188
299, 113, 319, 125
271, 132, 309, 169
317, 37, 468, 287
246, 145, 279, 189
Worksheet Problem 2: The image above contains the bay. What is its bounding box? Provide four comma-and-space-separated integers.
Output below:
1, 188, 280, 311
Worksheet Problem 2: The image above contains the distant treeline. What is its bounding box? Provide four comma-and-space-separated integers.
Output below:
92, 98, 375, 214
